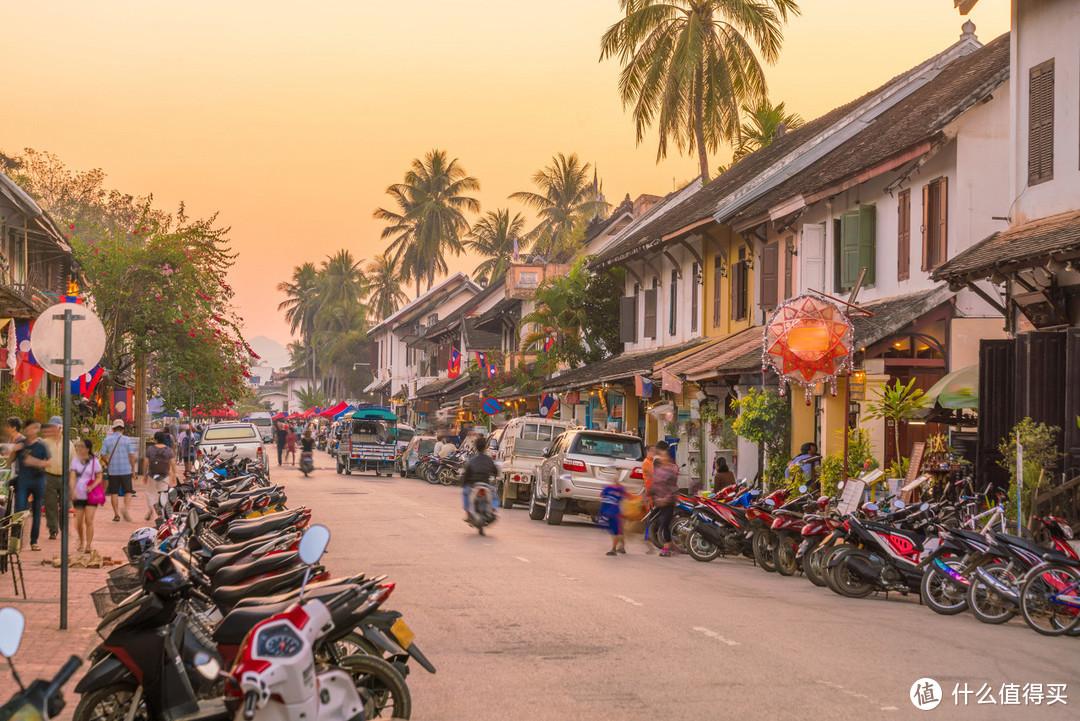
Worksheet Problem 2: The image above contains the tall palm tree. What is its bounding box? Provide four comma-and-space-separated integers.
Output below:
374, 149, 480, 294
600, 0, 800, 182
317, 249, 366, 311
364, 253, 408, 321
732, 98, 804, 161
510, 153, 609, 262
277, 262, 320, 343
464, 208, 528, 286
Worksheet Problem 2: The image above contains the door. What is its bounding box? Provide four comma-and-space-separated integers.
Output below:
800, 223, 825, 294
978, 338, 1015, 491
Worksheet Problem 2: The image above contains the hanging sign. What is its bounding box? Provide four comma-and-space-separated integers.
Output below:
762, 294, 854, 402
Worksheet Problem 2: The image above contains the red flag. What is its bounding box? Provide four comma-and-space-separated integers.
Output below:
447, 347, 462, 379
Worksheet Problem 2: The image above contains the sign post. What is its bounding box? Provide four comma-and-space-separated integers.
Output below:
32, 302, 105, 630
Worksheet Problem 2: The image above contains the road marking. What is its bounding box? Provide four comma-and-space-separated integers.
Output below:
615, 594, 643, 607
880, 707, 899, 712
815, 680, 887, 710
558, 573, 578, 581
416, 512, 426, 518
691, 626, 738, 646
514, 556, 530, 563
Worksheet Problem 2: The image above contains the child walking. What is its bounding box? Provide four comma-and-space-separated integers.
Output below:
599, 475, 626, 556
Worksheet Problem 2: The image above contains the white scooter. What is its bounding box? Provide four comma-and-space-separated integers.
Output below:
196, 525, 379, 721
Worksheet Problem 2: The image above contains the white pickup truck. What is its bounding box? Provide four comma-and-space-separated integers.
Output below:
197, 422, 269, 475
492, 415, 572, 509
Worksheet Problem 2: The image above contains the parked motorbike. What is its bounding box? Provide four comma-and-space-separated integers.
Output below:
0, 608, 82, 721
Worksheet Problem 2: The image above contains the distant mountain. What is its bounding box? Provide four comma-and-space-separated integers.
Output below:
247, 335, 290, 370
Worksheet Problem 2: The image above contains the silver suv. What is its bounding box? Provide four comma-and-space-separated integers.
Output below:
530, 429, 645, 525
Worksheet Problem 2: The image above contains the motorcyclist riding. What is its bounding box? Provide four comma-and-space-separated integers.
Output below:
460, 435, 497, 522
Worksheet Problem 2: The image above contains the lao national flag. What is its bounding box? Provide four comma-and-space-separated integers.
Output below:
71, 366, 105, 398
486, 361, 497, 379
634, 374, 654, 398
539, 393, 559, 419
475, 351, 487, 372
111, 387, 135, 423
13, 320, 43, 396
447, 347, 462, 379
542, 335, 555, 353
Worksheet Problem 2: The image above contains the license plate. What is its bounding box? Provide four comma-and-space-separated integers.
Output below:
390, 618, 415, 649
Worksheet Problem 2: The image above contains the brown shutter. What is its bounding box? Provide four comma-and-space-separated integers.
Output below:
921, 183, 930, 271
712, 255, 723, 327
619, 295, 637, 344
897, 189, 910, 281
936, 177, 948, 267
643, 288, 657, 339
1028, 59, 1055, 186
783, 239, 793, 299
760, 242, 779, 310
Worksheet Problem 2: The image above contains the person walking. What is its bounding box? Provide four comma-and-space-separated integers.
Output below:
285, 425, 298, 466
142, 430, 177, 522
41, 416, 75, 541
649, 449, 679, 557
599, 474, 626, 556
13, 419, 50, 551
70, 438, 104, 553
275, 420, 287, 466
101, 419, 138, 523
178, 423, 196, 475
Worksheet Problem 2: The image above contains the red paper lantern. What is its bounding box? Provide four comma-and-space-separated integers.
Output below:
762, 295, 854, 402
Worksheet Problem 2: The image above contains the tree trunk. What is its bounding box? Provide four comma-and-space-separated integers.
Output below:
693, 65, 709, 182
133, 353, 147, 467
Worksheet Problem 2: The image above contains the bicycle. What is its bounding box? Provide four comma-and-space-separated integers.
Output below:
1018, 555, 1080, 637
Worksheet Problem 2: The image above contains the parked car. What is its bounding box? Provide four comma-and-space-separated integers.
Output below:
244, 411, 275, 444
492, 415, 573, 509
196, 422, 269, 474
398, 434, 437, 477
531, 429, 645, 525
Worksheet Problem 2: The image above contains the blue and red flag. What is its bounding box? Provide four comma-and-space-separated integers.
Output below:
111, 387, 135, 424
447, 347, 462, 379
539, 393, 559, 419
542, 334, 555, 353
13, 320, 44, 396
70, 365, 105, 398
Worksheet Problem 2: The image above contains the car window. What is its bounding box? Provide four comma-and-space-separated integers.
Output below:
569, 434, 643, 461
397, 428, 415, 444
202, 426, 258, 441
418, 439, 436, 454
548, 433, 565, 455
524, 423, 538, 438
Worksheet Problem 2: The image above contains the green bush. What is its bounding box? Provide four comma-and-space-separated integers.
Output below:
731, 387, 790, 486
997, 417, 1059, 523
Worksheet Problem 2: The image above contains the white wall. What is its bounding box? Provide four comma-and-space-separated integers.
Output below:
1011, 0, 1080, 223
622, 237, 704, 353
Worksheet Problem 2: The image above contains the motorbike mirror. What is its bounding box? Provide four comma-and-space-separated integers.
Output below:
863, 502, 879, 513
893, 499, 906, 510
836, 481, 845, 491
193, 652, 221, 681
798, 485, 808, 494
920, 502, 930, 512
0, 608, 26, 657
749, 489, 762, 497
298, 524, 331, 565
764, 498, 776, 508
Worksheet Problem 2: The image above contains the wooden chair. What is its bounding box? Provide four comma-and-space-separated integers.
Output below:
0, 510, 29, 598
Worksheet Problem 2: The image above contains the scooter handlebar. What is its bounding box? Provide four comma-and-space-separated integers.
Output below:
243, 691, 259, 721
45, 655, 83, 699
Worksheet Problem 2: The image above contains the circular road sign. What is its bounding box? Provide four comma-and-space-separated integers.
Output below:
30, 302, 106, 378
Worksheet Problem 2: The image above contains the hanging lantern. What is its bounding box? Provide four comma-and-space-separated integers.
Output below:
763, 294, 854, 403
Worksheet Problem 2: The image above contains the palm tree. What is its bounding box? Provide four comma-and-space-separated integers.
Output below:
317, 249, 366, 311
365, 253, 409, 321
510, 153, 608, 262
295, 385, 329, 411
277, 262, 320, 343
374, 149, 480, 294
600, 0, 801, 182
464, 209, 528, 285
732, 98, 804, 161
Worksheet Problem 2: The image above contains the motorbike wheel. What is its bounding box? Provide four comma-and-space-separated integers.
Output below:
424, 466, 440, 485
774, 536, 799, 577
340, 653, 413, 719
670, 516, 694, 553
752, 529, 777, 572
1018, 564, 1080, 636
821, 546, 855, 595
802, 545, 828, 587
920, 560, 970, 615
438, 469, 455, 486
73, 683, 150, 721
830, 552, 876, 599
687, 530, 721, 562
967, 563, 1018, 625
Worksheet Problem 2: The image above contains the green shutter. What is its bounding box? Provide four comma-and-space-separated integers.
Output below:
840, 210, 860, 289
858, 204, 876, 286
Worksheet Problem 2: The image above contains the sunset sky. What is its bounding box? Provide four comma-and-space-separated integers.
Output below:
1, 1, 1008, 354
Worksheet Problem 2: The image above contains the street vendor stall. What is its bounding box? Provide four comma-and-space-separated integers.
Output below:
332, 405, 398, 476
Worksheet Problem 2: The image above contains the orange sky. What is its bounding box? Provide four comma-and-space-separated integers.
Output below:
0, 1, 1008, 352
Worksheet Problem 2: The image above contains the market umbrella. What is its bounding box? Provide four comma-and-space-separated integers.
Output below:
923, 364, 978, 410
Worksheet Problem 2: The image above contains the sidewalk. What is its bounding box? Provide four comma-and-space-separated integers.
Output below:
0, 501, 145, 709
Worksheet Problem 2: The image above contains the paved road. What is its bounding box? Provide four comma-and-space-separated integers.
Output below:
284, 464, 1078, 721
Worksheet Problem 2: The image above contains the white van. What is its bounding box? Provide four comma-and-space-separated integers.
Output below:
492, 415, 574, 509
245, 411, 274, 444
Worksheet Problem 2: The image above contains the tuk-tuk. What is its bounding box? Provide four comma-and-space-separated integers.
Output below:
333, 405, 398, 476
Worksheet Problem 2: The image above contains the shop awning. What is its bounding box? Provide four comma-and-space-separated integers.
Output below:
923, 364, 978, 410
415, 374, 472, 399
542, 339, 704, 393
319, 401, 348, 417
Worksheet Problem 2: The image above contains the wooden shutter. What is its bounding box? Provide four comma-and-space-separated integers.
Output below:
619, 295, 637, 344
800, 223, 825, 293
897, 189, 910, 281
936, 178, 948, 267
1028, 59, 1055, 186
669, 269, 678, 335
760, 242, 779, 310
712, 255, 723, 327
840, 211, 860, 289
643, 288, 657, 339
690, 262, 699, 332
921, 183, 930, 271
783, 238, 793, 299
857, 205, 876, 286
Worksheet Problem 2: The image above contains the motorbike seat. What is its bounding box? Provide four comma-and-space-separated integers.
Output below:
209, 531, 288, 558
995, 532, 1056, 560
212, 565, 316, 611
206, 539, 279, 576
214, 584, 365, 645
231, 575, 369, 608
226, 510, 307, 542
211, 551, 300, 589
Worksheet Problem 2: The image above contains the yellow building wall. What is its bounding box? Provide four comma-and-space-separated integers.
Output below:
790, 393, 816, 455
702, 225, 755, 339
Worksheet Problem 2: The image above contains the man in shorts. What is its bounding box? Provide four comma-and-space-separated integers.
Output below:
101, 419, 138, 522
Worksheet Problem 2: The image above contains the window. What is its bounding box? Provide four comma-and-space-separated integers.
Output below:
202, 425, 259, 441
1028, 59, 1054, 186
643, 277, 658, 339
668, 269, 678, 335
569, 433, 644, 460
921, 178, 947, 270
897, 189, 911, 281
760, 242, 779, 311
712, 254, 723, 327
837, 205, 876, 291
731, 246, 749, 321
690, 262, 700, 332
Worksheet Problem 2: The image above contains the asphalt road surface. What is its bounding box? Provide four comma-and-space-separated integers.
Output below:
283, 463, 1078, 721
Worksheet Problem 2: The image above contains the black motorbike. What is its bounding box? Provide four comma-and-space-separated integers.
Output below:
0, 607, 82, 721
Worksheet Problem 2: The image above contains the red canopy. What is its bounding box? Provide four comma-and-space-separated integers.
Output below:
272, 412, 286, 421
319, 401, 348, 418
191, 406, 239, 419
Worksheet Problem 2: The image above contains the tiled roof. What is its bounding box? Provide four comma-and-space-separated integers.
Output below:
851, 287, 955, 348
421, 281, 504, 341
932, 210, 1080, 283
414, 374, 472, 399
474, 296, 521, 330
659, 327, 763, 379
542, 340, 705, 393
730, 33, 1009, 224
